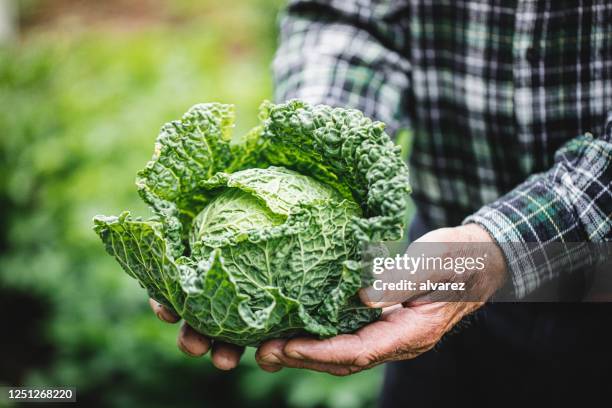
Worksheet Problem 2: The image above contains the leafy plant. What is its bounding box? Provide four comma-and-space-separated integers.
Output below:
94, 100, 410, 346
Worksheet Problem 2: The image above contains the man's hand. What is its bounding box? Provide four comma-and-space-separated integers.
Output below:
255, 223, 508, 376
148, 299, 244, 370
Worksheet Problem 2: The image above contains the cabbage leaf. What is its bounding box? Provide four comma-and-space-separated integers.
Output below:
94, 100, 410, 346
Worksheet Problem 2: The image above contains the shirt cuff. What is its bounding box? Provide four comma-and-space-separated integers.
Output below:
463, 176, 585, 299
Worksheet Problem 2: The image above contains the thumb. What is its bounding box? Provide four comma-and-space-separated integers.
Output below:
359, 284, 427, 308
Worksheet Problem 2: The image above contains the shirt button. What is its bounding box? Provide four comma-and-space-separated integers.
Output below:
526, 46, 538, 65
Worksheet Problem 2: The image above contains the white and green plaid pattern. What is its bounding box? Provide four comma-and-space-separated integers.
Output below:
273, 0, 612, 298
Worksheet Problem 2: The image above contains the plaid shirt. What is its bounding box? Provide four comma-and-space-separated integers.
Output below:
273, 0, 612, 298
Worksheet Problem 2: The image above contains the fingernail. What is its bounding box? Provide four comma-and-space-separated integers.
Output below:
177, 339, 197, 357
261, 353, 281, 365
152, 303, 164, 320
285, 349, 304, 360
364, 301, 386, 308
261, 364, 283, 373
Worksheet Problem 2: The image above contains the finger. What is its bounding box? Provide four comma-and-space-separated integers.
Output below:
359, 262, 428, 307
283, 334, 374, 367
256, 339, 360, 376
359, 287, 408, 308
258, 363, 283, 373
362, 240, 466, 307
211, 342, 244, 371
177, 323, 211, 357
284, 313, 429, 367
149, 298, 180, 323
380, 303, 404, 316
375, 305, 449, 353
283, 305, 454, 369
255, 339, 287, 369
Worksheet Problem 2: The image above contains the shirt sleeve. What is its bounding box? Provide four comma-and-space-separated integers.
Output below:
464, 111, 612, 298
273, 0, 411, 136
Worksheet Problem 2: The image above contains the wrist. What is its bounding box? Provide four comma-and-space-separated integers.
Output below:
455, 223, 509, 297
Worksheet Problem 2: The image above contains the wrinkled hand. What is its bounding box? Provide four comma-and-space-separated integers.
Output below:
148, 299, 244, 370
255, 223, 508, 376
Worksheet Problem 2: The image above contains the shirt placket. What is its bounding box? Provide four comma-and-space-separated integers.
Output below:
512, 0, 538, 174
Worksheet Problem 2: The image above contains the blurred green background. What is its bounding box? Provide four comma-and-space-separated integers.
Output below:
0, 1, 386, 407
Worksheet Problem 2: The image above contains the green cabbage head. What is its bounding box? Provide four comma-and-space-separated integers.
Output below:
93, 100, 411, 346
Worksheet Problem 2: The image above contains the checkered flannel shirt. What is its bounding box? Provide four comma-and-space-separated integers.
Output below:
273, 0, 612, 298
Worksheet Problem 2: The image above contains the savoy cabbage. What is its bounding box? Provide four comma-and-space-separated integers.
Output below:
93, 100, 411, 346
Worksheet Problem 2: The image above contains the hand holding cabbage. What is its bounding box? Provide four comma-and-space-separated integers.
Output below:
93, 100, 411, 359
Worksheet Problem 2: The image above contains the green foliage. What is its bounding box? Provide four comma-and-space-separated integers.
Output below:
0, 1, 395, 407
94, 99, 411, 346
